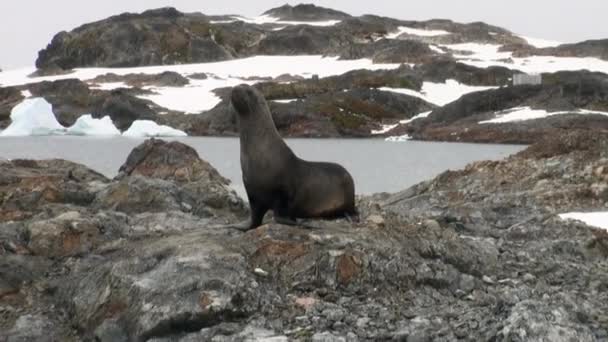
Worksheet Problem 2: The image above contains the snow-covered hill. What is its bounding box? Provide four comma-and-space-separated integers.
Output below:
1, 3, 608, 141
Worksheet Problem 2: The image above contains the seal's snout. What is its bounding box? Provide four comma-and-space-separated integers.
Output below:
231, 84, 255, 115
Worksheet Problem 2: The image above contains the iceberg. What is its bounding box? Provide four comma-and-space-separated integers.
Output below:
122, 120, 187, 138
0, 98, 66, 136
66, 115, 121, 136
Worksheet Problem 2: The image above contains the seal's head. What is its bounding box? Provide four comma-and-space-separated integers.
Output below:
231, 84, 264, 117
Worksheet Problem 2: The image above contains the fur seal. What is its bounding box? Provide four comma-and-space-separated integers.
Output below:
230, 84, 357, 230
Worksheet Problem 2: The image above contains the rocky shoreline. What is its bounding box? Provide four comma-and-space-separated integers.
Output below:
1, 132, 607, 341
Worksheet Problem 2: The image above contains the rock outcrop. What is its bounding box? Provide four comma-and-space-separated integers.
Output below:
262, 3, 352, 21
36, 8, 233, 70
2, 133, 607, 341
394, 70, 608, 143
34, 6, 527, 71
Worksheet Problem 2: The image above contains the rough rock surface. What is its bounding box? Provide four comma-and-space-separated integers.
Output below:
262, 4, 352, 21
34, 6, 526, 71
395, 70, 608, 143
2, 133, 608, 341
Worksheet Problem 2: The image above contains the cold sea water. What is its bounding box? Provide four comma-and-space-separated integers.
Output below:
0, 136, 524, 197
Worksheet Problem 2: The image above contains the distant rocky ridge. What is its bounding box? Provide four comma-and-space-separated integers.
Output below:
34, 4, 530, 70
1, 3, 607, 143
262, 3, 352, 21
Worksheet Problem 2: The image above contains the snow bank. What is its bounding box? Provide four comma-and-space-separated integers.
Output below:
122, 120, 187, 137
228, 15, 341, 26
400, 111, 432, 125
441, 42, 608, 75
272, 99, 298, 103
66, 115, 121, 136
0, 56, 400, 114
480, 106, 608, 124
371, 124, 398, 135
518, 35, 562, 48
0, 98, 65, 136
559, 212, 608, 231
387, 26, 450, 39
372, 111, 433, 135
381, 80, 496, 106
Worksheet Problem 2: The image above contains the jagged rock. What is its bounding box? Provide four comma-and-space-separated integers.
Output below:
33, 5, 529, 71
117, 138, 227, 183
26, 78, 164, 129
520, 39, 608, 61
90, 71, 190, 88
95, 139, 245, 219
0, 87, 24, 129
0, 159, 108, 222
263, 4, 352, 21
403, 70, 608, 143
36, 7, 233, 70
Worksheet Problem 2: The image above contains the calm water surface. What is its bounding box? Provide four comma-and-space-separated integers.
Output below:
0, 137, 524, 197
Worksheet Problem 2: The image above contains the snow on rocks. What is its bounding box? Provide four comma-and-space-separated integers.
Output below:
0, 98, 65, 136
0, 56, 400, 114
518, 35, 563, 48
66, 115, 121, 136
479, 107, 608, 124
225, 15, 341, 26
442, 42, 608, 75
386, 26, 451, 39
381, 80, 497, 106
559, 212, 608, 231
122, 120, 187, 138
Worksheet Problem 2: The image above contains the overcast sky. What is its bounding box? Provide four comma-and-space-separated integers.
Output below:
1, 0, 607, 70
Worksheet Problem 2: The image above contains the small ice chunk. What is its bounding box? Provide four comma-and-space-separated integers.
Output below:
66, 115, 121, 136
122, 120, 187, 137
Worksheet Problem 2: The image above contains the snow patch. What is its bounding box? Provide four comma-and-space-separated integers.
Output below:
400, 111, 432, 124
21, 90, 32, 98
90, 82, 128, 90
380, 80, 496, 106
231, 15, 340, 26
518, 35, 562, 48
66, 115, 121, 136
0, 56, 400, 114
429, 45, 446, 54
122, 120, 187, 138
371, 124, 399, 135
272, 99, 298, 103
440, 42, 608, 75
559, 212, 608, 231
0, 98, 66, 136
479, 106, 608, 124
387, 26, 450, 39
445, 43, 512, 61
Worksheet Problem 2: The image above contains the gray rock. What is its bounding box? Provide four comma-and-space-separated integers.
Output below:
312, 331, 346, 342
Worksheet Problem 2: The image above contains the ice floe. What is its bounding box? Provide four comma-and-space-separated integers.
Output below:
122, 120, 187, 137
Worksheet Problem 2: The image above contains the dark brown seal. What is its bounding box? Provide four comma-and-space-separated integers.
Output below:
230, 84, 357, 230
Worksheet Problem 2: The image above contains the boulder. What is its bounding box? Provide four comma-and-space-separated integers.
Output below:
96, 139, 245, 218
